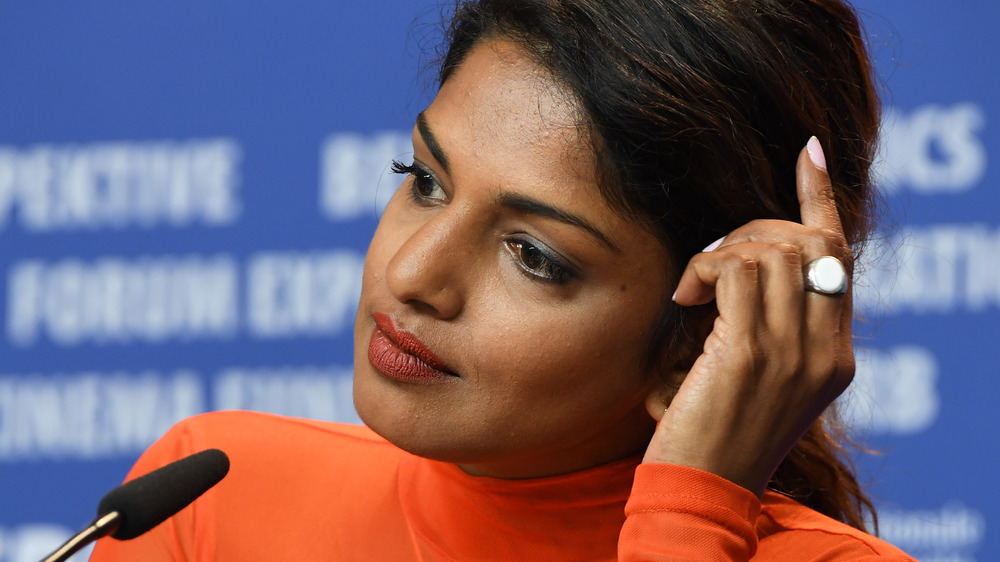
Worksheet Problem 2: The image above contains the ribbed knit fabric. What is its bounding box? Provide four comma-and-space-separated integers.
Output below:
90, 411, 913, 561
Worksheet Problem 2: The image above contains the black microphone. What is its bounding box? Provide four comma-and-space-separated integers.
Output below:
40, 448, 230, 562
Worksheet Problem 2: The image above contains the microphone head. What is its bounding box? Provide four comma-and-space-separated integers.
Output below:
97, 448, 230, 540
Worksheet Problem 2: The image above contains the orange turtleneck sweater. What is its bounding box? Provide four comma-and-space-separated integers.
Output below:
89, 411, 912, 561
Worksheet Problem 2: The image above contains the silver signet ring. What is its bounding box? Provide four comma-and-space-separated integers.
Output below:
804, 256, 848, 295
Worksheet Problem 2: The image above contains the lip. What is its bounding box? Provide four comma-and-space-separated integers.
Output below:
367, 312, 457, 383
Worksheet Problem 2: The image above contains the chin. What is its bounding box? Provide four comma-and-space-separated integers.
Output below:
352, 370, 488, 466
353, 365, 436, 450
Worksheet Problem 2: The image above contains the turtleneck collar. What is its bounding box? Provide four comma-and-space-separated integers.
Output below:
397, 452, 642, 560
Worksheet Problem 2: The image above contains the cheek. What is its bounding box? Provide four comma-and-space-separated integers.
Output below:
361, 202, 411, 291
355, 208, 410, 345
468, 297, 656, 400
362, 233, 390, 288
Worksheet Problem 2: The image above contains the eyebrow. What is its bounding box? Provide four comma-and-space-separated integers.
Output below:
497, 193, 621, 253
416, 112, 450, 174
417, 110, 619, 254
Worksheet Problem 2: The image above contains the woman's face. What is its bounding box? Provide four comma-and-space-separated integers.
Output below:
353, 39, 675, 478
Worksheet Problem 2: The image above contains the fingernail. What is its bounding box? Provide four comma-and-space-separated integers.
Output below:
806, 136, 827, 171
671, 289, 677, 302
702, 236, 725, 253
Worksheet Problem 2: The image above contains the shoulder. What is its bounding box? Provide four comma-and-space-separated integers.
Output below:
758, 493, 915, 561
95, 412, 409, 559
129, 410, 403, 485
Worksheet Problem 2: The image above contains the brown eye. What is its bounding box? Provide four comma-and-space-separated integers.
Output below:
412, 172, 438, 198
519, 243, 546, 271
390, 160, 447, 203
505, 238, 573, 285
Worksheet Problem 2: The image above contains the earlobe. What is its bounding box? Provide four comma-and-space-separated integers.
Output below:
643, 380, 675, 421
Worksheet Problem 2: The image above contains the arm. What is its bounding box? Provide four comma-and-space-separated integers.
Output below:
620, 138, 883, 560
646, 137, 852, 498
620, 464, 761, 561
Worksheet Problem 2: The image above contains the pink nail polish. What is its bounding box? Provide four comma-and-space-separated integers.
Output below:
702, 236, 725, 253
806, 136, 827, 171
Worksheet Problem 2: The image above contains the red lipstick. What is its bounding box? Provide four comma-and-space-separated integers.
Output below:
368, 312, 456, 383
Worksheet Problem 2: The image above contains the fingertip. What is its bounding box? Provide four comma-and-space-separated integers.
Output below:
672, 285, 717, 307
701, 236, 726, 253
673, 254, 721, 307
796, 136, 842, 232
806, 136, 826, 171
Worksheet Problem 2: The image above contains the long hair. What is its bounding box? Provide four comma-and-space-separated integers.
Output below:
439, 0, 881, 530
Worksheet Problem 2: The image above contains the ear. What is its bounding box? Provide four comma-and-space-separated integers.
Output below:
642, 302, 718, 421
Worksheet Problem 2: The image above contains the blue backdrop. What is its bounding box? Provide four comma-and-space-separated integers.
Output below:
0, 2, 995, 560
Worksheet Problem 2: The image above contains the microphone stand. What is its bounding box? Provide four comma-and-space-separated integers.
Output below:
40, 511, 121, 562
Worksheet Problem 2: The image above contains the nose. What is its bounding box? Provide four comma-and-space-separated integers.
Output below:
384, 211, 468, 319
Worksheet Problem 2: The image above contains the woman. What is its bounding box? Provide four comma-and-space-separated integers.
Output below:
92, 0, 914, 559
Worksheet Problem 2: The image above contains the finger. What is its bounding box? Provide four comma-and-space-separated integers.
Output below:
673, 250, 722, 306
711, 219, 846, 262
672, 229, 824, 306
696, 249, 763, 373
671, 236, 726, 304
797, 137, 845, 237
802, 268, 855, 396
759, 243, 804, 350
673, 244, 765, 307
688, 244, 810, 373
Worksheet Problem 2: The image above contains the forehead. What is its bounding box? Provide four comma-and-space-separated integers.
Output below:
425, 39, 596, 192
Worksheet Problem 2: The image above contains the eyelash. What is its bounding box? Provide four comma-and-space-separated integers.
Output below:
389, 159, 574, 286
390, 159, 444, 204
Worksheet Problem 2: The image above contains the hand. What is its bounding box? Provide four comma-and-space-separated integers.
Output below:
643, 137, 855, 497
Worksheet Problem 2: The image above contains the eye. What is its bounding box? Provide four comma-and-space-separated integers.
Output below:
390, 159, 447, 204
505, 237, 574, 285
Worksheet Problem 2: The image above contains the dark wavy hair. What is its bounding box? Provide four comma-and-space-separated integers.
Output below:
438, 0, 881, 530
